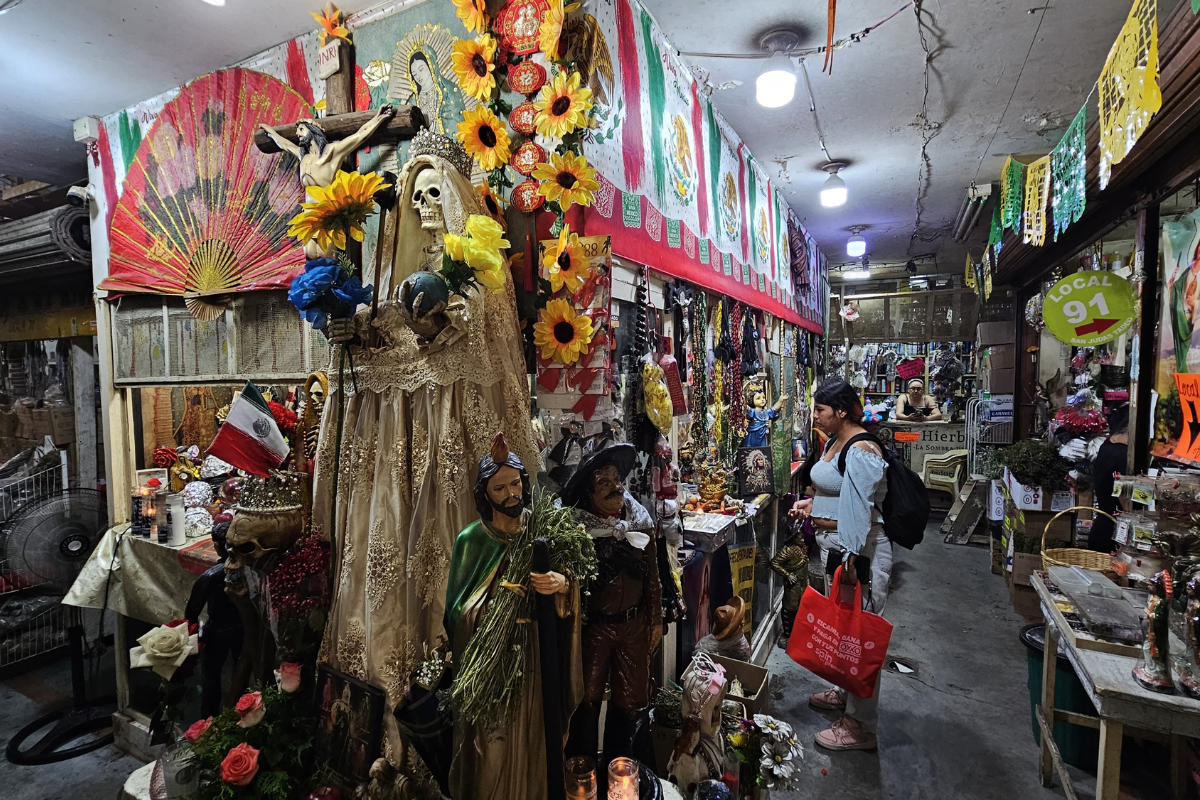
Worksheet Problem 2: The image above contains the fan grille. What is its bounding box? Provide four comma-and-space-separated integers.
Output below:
1, 489, 108, 594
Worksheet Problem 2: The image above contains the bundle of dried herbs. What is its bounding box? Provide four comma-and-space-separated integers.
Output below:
448, 489, 597, 729
997, 441, 1071, 492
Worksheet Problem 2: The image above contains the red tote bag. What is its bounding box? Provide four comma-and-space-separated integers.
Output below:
786, 567, 893, 698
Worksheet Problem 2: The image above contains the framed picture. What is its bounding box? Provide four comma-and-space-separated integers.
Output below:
313, 665, 386, 785
737, 446, 773, 497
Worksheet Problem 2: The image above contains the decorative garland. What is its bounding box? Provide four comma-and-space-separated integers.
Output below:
728, 302, 745, 447
1098, 0, 1162, 189
1000, 157, 1025, 233
711, 300, 724, 462
690, 292, 710, 452
1022, 155, 1051, 247
1051, 105, 1087, 242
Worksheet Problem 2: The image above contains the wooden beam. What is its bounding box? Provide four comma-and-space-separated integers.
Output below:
252, 107, 426, 154
71, 336, 97, 488
1130, 203, 1160, 473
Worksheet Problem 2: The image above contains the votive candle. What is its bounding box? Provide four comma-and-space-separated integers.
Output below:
565, 755, 597, 800
606, 757, 637, 800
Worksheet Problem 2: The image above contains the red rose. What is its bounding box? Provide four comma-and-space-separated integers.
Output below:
183, 717, 211, 743
234, 691, 265, 728
268, 401, 298, 436
219, 742, 260, 786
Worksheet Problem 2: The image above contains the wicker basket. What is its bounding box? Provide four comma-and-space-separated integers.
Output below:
1040, 506, 1119, 580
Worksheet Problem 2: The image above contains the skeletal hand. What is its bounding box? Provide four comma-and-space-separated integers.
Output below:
323, 318, 356, 345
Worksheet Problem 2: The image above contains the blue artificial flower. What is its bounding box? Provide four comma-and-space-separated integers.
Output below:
299, 306, 330, 330
288, 258, 342, 311
331, 275, 374, 310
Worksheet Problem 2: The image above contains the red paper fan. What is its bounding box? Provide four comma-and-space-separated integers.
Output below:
102, 68, 311, 320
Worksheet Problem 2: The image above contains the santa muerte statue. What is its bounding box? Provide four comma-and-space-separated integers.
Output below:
442, 433, 593, 800
1133, 569, 1175, 693
562, 442, 662, 777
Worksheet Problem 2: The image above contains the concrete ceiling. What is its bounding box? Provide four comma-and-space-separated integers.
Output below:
640, 0, 1185, 280
0, 0, 378, 186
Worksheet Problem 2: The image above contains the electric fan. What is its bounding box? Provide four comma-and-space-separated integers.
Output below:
3, 489, 114, 765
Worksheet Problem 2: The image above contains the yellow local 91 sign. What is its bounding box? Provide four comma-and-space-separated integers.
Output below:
1042, 271, 1136, 346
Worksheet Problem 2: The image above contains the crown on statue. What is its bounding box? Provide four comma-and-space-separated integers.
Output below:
411, 128, 474, 179
236, 470, 305, 514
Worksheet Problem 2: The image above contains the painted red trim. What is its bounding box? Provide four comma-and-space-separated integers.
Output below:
616, 0, 645, 190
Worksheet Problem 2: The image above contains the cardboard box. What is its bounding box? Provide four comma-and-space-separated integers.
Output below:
1010, 582, 1045, 622
984, 367, 1015, 394
982, 344, 1017, 371
0, 407, 16, 439
27, 407, 52, 439
977, 321, 1016, 346
1011, 552, 1043, 587
49, 407, 75, 444
712, 655, 770, 715
982, 394, 1014, 421
1003, 469, 1075, 513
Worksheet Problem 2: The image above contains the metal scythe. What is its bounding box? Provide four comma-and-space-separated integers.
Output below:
532, 538, 566, 800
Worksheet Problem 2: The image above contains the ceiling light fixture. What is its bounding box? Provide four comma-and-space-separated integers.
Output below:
756, 30, 801, 108
842, 266, 871, 280
820, 161, 847, 207
200, 0, 226, 6
0, 0, 26, 13
846, 226, 867, 258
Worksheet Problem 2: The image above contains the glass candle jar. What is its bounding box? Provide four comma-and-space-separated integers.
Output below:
565, 755, 597, 800
607, 757, 638, 800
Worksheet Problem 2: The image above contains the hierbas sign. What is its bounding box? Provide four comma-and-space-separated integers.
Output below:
1042, 271, 1136, 346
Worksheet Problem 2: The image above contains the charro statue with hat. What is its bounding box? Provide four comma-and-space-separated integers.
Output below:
562, 442, 662, 775
310, 130, 538, 791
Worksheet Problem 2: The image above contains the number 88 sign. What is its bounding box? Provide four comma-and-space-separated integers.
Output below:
1042, 271, 1136, 346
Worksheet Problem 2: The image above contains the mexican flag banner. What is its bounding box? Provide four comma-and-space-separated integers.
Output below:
207, 381, 290, 477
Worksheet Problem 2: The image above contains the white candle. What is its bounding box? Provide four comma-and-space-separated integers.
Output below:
606, 757, 637, 800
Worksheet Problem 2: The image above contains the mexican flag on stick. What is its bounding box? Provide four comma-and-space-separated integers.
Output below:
207, 381, 290, 477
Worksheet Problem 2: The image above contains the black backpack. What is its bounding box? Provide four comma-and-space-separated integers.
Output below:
836, 432, 928, 550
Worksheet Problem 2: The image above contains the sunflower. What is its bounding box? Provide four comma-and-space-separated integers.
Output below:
288, 170, 388, 252
465, 214, 510, 254
531, 151, 600, 209
453, 0, 488, 34
476, 184, 507, 228
533, 71, 593, 138
539, 0, 580, 61
534, 298, 594, 365
452, 34, 498, 100
542, 224, 591, 294
457, 107, 512, 171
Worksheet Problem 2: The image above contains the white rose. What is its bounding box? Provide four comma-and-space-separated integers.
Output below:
129, 623, 199, 680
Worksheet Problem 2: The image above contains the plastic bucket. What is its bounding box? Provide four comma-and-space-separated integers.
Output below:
1019, 623, 1100, 771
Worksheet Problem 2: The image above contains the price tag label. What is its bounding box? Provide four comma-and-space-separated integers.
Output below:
1042, 272, 1135, 346
1115, 520, 1130, 545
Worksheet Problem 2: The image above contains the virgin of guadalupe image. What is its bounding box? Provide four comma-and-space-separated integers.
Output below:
407, 51, 443, 134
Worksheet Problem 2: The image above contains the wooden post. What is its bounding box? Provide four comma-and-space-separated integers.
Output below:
1039, 621, 1059, 787
71, 336, 97, 489
1096, 717, 1125, 800
1129, 202, 1160, 473
325, 38, 361, 268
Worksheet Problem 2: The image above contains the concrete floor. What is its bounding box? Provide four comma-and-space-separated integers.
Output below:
765, 525, 1118, 800
0, 640, 140, 800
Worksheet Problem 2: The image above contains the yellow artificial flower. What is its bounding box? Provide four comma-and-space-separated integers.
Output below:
452, 34, 499, 101
311, 3, 350, 47
542, 224, 591, 294
457, 107, 512, 171
442, 232, 466, 262
533, 71, 593, 138
539, 0, 580, 61
472, 251, 508, 294
453, 0, 488, 34
287, 170, 388, 252
476, 184, 507, 228
464, 240, 503, 274
534, 298, 594, 365
531, 151, 600, 209
465, 214, 511, 254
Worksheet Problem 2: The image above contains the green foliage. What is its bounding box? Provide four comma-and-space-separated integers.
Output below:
975, 446, 1005, 480
449, 489, 596, 729
188, 687, 317, 800
1157, 383, 1183, 444
997, 441, 1071, 492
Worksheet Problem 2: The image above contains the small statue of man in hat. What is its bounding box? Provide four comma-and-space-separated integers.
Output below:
561, 442, 662, 775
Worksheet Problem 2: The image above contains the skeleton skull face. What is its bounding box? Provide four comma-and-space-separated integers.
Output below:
308, 382, 326, 413
411, 168, 444, 231
223, 508, 305, 573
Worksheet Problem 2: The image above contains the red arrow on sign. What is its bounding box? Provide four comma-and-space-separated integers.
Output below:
1074, 318, 1118, 336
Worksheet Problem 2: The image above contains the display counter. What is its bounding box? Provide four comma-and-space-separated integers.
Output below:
880, 419, 967, 473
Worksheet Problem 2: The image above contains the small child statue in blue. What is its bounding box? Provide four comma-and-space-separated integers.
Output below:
742, 378, 788, 448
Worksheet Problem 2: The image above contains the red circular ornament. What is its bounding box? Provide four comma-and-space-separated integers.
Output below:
509, 101, 539, 135
507, 60, 547, 95
511, 179, 545, 213
494, 0, 551, 55
511, 141, 546, 176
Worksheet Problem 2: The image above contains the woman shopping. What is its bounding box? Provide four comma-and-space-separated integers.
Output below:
790, 379, 891, 752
